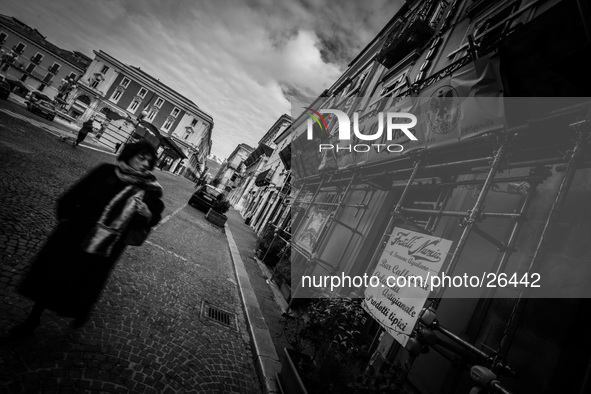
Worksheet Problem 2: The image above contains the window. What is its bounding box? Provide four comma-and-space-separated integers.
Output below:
380, 70, 408, 98
100, 65, 109, 74
147, 109, 158, 121
19, 74, 27, 82
162, 117, 174, 130
129, 100, 140, 112
48, 63, 61, 74
38, 83, 46, 91
155, 97, 164, 107
120, 77, 130, 88
91, 79, 100, 89
475, 1, 521, 51
138, 88, 147, 98
171, 107, 180, 117
111, 89, 123, 103
43, 73, 53, 83
0, 32, 7, 44
31, 53, 43, 64
428, 3, 445, 28
449, 1, 522, 60
67, 72, 77, 80
25, 63, 36, 73
14, 42, 25, 54
191, 118, 198, 127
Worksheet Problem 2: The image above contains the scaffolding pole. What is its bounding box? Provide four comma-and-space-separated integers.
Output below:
497, 126, 589, 358
431, 134, 512, 308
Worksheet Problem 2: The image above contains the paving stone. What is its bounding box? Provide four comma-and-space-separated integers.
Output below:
0, 101, 261, 393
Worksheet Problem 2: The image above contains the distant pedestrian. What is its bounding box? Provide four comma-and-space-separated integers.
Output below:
73, 119, 94, 147
158, 158, 167, 171
12, 140, 165, 335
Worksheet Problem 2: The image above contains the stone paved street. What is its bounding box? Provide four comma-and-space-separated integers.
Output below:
0, 100, 262, 393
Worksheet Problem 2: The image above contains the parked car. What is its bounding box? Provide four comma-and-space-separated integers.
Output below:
26, 92, 56, 121
0, 79, 10, 100
188, 184, 224, 212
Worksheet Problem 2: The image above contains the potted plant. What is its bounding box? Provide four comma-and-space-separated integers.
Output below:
205, 198, 231, 227
278, 297, 375, 393
256, 227, 287, 266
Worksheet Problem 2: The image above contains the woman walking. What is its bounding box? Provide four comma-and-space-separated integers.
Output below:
73, 119, 94, 147
13, 140, 165, 334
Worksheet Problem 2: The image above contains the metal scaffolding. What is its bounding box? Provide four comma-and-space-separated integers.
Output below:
288, 111, 590, 391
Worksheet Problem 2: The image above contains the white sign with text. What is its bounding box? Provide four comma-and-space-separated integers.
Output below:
363, 228, 452, 346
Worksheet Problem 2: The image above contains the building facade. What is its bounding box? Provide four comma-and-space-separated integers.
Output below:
64, 50, 214, 180
0, 15, 90, 100
228, 114, 292, 234
213, 143, 253, 192
260, 1, 591, 393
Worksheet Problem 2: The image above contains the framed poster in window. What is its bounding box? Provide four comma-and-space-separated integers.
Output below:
294, 206, 331, 254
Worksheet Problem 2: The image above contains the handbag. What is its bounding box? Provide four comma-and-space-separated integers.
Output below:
81, 186, 147, 255
123, 193, 152, 246
81, 222, 122, 257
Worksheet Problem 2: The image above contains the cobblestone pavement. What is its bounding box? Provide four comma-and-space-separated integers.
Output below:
0, 101, 261, 393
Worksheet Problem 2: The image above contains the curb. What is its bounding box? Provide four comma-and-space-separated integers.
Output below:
225, 223, 282, 394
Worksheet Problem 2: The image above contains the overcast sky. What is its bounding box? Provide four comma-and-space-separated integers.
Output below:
1, 0, 402, 159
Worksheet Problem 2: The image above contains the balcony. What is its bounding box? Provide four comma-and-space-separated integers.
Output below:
377, 19, 435, 68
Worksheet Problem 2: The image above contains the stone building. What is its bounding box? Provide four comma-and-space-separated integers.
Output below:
277, 1, 591, 393
64, 50, 213, 179
0, 15, 90, 101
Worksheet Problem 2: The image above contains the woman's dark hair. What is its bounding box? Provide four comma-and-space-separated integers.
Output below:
117, 140, 158, 170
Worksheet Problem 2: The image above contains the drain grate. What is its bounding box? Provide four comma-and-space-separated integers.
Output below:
201, 301, 235, 328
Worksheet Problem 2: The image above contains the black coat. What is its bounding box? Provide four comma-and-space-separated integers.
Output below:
18, 164, 164, 318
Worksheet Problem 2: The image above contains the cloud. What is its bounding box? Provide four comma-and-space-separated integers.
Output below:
0, 0, 403, 158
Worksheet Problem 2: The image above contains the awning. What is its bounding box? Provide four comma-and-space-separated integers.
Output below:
279, 144, 291, 170
30, 91, 52, 102
6, 79, 29, 92
244, 143, 274, 167
161, 136, 187, 159
255, 169, 272, 187
133, 122, 161, 148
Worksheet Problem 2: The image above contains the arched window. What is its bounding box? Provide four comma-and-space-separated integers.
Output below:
76, 95, 91, 105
